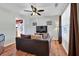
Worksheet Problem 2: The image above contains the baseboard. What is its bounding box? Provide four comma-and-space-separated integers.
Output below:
61, 44, 68, 55
4, 42, 15, 47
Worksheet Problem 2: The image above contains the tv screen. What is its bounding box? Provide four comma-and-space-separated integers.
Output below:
36, 26, 47, 33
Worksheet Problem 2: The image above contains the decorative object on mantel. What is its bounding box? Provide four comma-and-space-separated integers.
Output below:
47, 21, 52, 25
33, 22, 37, 26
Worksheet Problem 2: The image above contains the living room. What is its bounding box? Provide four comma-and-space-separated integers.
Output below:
0, 3, 79, 56
15, 3, 70, 56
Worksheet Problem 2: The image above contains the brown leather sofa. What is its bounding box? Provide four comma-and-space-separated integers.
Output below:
16, 34, 49, 56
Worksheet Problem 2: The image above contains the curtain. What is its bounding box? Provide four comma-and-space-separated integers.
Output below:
68, 3, 79, 56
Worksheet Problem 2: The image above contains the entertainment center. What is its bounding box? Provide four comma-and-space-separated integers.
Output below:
35, 26, 49, 39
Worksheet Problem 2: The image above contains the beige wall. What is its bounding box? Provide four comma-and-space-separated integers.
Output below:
0, 8, 16, 46
23, 16, 59, 40
61, 4, 71, 54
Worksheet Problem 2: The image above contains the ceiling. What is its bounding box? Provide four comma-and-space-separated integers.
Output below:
0, 3, 69, 16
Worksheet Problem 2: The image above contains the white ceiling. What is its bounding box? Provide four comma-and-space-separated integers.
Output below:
0, 3, 69, 16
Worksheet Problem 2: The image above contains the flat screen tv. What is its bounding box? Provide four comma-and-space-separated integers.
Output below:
36, 26, 47, 33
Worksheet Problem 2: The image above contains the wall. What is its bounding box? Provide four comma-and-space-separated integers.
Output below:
22, 16, 59, 40
61, 4, 71, 54
0, 8, 16, 46
0, 6, 59, 46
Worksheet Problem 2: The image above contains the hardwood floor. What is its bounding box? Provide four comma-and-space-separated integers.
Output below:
50, 40, 67, 56
0, 40, 67, 56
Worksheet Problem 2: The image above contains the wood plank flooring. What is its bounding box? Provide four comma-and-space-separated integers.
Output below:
0, 40, 67, 56
50, 40, 67, 56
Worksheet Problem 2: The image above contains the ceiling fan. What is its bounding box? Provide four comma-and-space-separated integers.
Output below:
24, 5, 44, 16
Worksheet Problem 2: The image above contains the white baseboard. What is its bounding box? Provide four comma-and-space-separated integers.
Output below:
62, 43, 68, 55
4, 42, 15, 47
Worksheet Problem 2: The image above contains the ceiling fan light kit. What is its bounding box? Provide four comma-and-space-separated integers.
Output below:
24, 5, 44, 16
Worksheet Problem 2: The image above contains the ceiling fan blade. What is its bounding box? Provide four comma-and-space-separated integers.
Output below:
37, 13, 41, 16
24, 10, 32, 12
38, 10, 44, 12
31, 5, 37, 12
31, 5, 34, 9
31, 13, 33, 16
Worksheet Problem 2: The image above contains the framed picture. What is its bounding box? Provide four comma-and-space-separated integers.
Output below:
47, 21, 52, 25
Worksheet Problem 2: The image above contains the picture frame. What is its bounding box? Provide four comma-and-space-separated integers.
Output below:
47, 21, 52, 25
